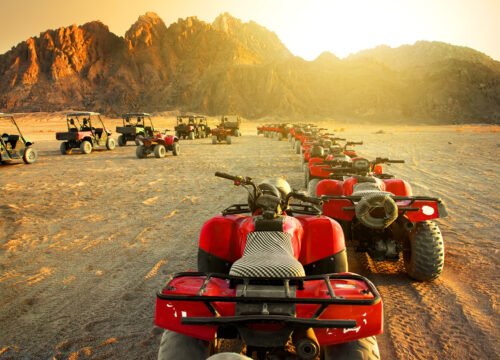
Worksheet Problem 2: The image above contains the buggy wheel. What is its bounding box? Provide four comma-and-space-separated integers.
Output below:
226, 136, 232, 144
288, 133, 292, 142
304, 168, 310, 188
136, 145, 147, 159
80, 141, 92, 154
60, 142, 72, 155
118, 135, 126, 147
323, 336, 380, 360
172, 142, 180, 156
106, 137, 116, 150
278, 133, 283, 141
212, 136, 217, 145
158, 330, 208, 360
234, 129, 241, 137
22, 147, 38, 164
307, 178, 320, 197
189, 132, 195, 140
154, 144, 167, 158
404, 221, 444, 281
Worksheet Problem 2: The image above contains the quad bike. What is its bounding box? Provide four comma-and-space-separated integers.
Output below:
316, 157, 448, 281
0, 113, 38, 164
155, 172, 383, 359
135, 130, 179, 158
175, 115, 197, 140
304, 141, 362, 192
211, 125, 233, 144
56, 112, 115, 155
116, 112, 156, 146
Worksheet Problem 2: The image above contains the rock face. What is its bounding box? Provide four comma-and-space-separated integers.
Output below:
1, 12, 499, 123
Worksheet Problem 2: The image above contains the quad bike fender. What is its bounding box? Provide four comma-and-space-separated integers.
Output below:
199, 216, 305, 263
296, 216, 346, 265
163, 135, 177, 146
404, 200, 448, 221
199, 215, 250, 263
310, 164, 332, 178
383, 179, 412, 196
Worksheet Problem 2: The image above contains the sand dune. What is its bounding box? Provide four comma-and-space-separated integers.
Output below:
0, 115, 498, 359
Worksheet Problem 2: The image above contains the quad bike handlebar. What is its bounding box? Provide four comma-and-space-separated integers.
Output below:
372, 157, 405, 165
215, 172, 322, 207
346, 141, 363, 146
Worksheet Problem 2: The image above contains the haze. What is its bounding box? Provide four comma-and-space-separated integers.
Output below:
1, 0, 499, 60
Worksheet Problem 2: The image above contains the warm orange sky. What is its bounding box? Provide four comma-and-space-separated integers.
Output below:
1, 0, 499, 60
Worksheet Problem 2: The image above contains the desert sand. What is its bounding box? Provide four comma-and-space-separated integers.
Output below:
0, 113, 498, 359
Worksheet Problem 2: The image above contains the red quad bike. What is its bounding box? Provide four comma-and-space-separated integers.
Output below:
305, 142, 363, 193
301, 136, 346, 165
269, 123, 292, 141
317, 157, 448, 281
155, 172, 383, 360
135, 131, 179, 159
56, 112, 116, 155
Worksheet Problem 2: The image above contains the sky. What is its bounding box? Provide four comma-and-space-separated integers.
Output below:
1, 0, 499, 60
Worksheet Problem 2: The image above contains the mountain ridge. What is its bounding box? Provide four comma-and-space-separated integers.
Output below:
1, 12, 499, 123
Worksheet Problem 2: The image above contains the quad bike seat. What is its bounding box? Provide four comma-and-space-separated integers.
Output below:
229, 231, 305, 278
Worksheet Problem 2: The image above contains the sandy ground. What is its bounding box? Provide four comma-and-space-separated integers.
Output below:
0, 114, 499, 359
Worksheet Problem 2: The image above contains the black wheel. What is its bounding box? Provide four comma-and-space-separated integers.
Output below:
212, 136, 217, 145
60, 142, 72, 155
304, 168, 310, 188
172, 142, 180, 156
154, 144, 167, 158
307, 178, 320, 197
404, 221, 445, 281
106, 137, 116, 150
118, 135, 126, 147
136, 145, 147, 159
189, 132, 195, 140
226, 136, 232, 144
80, 140, 92, 154
324, 336, 380, 360
158, 330, 208, 360
22, 147, 37, 164
295, 141, 301, 154
234, 129, 240, 137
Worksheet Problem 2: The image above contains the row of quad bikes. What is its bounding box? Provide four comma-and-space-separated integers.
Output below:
152, 123, 447, 359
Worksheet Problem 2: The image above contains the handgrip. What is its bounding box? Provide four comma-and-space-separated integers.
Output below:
214, 172, 237, 181
388, 160, 405, 164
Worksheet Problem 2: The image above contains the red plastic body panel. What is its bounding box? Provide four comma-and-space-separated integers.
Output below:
198, 214, 345, 266
155, 274, 383, 345
318, 178, 441, 222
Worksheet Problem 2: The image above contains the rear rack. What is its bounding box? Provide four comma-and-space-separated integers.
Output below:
321, 195, 444, 203
158, 272, 380, 305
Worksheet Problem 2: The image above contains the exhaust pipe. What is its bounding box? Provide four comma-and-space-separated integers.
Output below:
293, 328, 319, 360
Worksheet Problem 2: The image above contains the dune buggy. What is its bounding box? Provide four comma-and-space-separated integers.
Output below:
56, 112, 115, 155
175, 115, 197, 140
221, 115, 242, 137
116, 112, 156, 146
0, 113, 38, 164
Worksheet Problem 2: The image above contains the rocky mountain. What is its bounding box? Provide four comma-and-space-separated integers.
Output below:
1, 12, 499, 123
